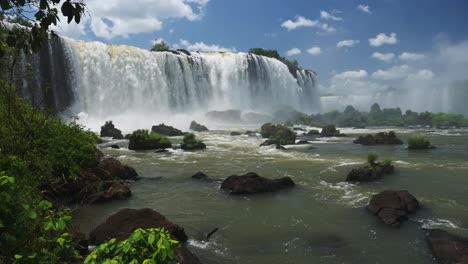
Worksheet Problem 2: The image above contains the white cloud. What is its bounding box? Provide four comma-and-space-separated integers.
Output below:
52, 0, 208, 39
286, 48, 301, 56
357, 4, 371, 14
408, 69, 434, 80
307, 47, 322, 55
281, 15, 335, 33
337, 39, 359, 48
372, 65, 410, 80
371, 52, 395, 63
333, 70, 368, 80
399, 52, 425, 61
369, 33, 398, 47
178, 39, 235, 52
320, 11, 342, 21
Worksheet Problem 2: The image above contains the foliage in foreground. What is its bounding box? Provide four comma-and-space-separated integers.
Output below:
0, 174, 78, 263
85, 228, 179, 264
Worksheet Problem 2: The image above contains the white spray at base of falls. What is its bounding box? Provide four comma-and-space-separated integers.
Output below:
52, 38, 320, 131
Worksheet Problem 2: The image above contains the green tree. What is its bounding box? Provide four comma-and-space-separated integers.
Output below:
151, 40, 170, 52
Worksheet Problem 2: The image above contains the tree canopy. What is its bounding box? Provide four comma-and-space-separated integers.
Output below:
151, 40, 170, 52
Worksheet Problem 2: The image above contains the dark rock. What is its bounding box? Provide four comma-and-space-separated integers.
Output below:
230, 131, 242, 136
151, 123, 184, 136
260, 123, 296, 145
89, 208, 201, 264
367, 190, 420, 227
353, 131, 403, 145
192, 171, 208, 180
154, 149, 169, 153
276, 145, 286, 150
221, 172, 295, 195
69, 223, 88, 256
245, 130, 258, 137
100, 157, 139, 181
307, 130, 320, 136
424, 228, 468, 264
124, 134, 131, 139
346, 163, 395, 182
206, 110, 242, 123
321, 125, 345, 137
110, 144, 120, 149
260, 123, 276, 138
85, 181, 132, 203
189, 121, 209, 132
100, 121, 124, 139
296, 140, 310, 145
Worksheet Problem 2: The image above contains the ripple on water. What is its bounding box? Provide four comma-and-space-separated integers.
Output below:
315, 181, 371, 208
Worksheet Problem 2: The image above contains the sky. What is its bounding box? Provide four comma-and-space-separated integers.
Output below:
52, 0, 468, 104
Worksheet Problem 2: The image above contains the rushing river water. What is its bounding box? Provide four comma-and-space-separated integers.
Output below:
73, 126, 468, 264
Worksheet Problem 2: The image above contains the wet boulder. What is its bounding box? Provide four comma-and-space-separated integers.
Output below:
367, 190, 420, 227
110, 144, 120, 149
189, 121, 209, 132
151, 123, 184, 136
230, 131, 242, 136
88, 208, 201, 264
346, 163, 395, 182
100, 157, 139, 181
245, 130, 258, 137
353, 131, 403, 145
100, 121, 124, 139
221, 172, 295, 195
320, 125, 345, 137
424, 228, 468, 264
191, 171, 209, 180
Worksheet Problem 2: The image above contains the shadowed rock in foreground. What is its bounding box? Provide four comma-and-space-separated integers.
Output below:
367, 190, 420, 227
221, 172, 294, 194
424, 228, 468, 264
89, 208, 201, 264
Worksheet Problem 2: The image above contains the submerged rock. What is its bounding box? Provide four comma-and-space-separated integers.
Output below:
296, 140, 310, 145
89, 208, 201, 264
189, 121, 209, 132
424, 228, 468, 264
346, 163, 395, 182
221, 172, 295, 195
100, 121, 124, 139
245, 130, 258, 137
353, 131, 403, 145
151, 123, 184, 136
110, 144, 120, 149
367, 190, 420, 227
230, 131, 242, 136
320, 125, 345, 137
276, 145, 286, 150
191, 171, 209, 180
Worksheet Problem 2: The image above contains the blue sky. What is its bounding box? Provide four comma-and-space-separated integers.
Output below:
54, 0, 468, 97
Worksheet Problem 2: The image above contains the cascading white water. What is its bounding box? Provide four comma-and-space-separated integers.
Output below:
46, 37, 320, 130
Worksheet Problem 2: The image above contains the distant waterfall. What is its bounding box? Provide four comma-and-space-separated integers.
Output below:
27, 36, 320, 116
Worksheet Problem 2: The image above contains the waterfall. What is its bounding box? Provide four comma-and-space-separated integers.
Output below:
11, 34, 320, 130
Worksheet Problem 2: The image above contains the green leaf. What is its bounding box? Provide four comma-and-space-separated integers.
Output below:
28, 210, 38, 219
148, 233, 155, 245
14, 254, 23, 260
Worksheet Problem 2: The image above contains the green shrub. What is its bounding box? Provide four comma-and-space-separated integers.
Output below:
85, 228, 179, 264
270, 125, 296, 145
181, 133, 206, 150
367, 153, 379, 165
128, 130, 172, 150
382, 159, 393, 166
408, 134, 431, 150
0, 174, 78, 263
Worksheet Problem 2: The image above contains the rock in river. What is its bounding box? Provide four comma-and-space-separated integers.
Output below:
89, 208, 201, 264
367, 190, 420, 227
221, 172, 295, 195
424, 228, 468, 264
151, 123, 184, 136
353, 131, 403, 145
346, 162, 395, 182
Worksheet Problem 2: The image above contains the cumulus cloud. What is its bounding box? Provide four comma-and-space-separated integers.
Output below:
369, 33, 398, 47
399, 52, 425, 61
407, 69, 434, 80
281, 15, 335, 33
372, 65, 410, 80
357, 4, 371, 14
177, 39, 235, 52
307, 47, 322, 55
337, 39, 359, 48
371, 52, 395, 63
333, 70, 368, 80
286, 48, 301, 56
320, 11, 342, 21
51, 0, 208, 39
